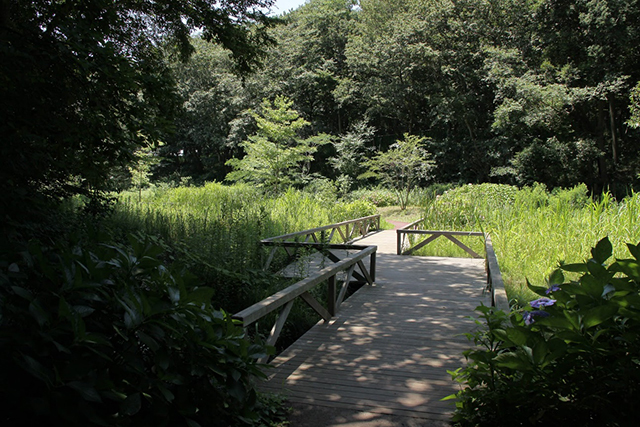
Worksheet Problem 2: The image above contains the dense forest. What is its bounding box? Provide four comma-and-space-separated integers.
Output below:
3, 0, 640, 221
159, 0, 640, 195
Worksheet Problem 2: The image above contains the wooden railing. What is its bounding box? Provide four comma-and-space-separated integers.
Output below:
262, 214, 380, 270
397, 220, 509, 312
233, 217, 380, 357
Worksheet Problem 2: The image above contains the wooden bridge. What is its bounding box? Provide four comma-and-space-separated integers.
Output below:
234, 215, 507, 424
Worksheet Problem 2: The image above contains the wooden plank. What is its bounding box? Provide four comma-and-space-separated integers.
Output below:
266, 300, 294, 348
234, 245, 376, 325
401, 230, 484, 236
258, 244, 487, 421
299, 291, 332, 322
485, 234, 509, 312
279, 395, 452, 421
403, 233, 441, 255
327, 276, 336, 316
444, 234, 483, 258
336, 264, 356, 308
262, 214, 380, 243
356, 260, 373, 285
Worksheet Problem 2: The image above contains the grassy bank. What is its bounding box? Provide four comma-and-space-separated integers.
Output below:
415, 183, 640, 303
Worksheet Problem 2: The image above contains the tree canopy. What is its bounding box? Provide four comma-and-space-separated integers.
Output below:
1, 0, 275, 226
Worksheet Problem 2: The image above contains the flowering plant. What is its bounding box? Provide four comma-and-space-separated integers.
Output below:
447, 237, 640, 426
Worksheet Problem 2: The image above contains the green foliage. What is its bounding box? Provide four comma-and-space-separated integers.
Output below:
348, 187, 398, 207
448, 237, 640, 426
330, 121, 375, 193
1, 0, 276, 226
111, 183, 376, 310
629, 81, 640, 129
420, 184, 640, 302
158, 39, 252, 183
361, 134, 434, 210
0, 233, 278, 427
226, 97, 329, 192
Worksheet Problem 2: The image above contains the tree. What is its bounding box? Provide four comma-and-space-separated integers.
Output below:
330, 121, 375, 195
225, 96, 327, 192
158, 39, 251, 183
0, 0, 275, 229
361, 134, 434, 210
629, 82, 640, 129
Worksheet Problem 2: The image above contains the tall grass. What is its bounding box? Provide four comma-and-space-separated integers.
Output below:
107, 183, 377, 349
110, 182, 376, 272
416, 183, 640, 303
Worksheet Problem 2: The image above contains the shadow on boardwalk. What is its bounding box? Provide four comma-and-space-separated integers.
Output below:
261, 230, 489, 425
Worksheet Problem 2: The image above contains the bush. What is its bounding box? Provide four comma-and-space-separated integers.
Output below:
0, 233, 277, 427
349, 187, 397, 207
448, 237, 640, 426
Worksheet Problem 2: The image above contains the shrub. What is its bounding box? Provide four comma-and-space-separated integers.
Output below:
349, 187, 397, 207
448, 237, 640, 426
0, 233, 276, 427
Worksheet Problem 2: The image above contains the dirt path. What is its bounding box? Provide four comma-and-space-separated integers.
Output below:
385, 220, 410, 230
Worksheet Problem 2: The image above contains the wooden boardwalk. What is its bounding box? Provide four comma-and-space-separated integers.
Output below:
261, 230, 489, 421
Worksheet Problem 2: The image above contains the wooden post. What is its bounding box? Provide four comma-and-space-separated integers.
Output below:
370, 251, 376, 283
327, 275, 336, 316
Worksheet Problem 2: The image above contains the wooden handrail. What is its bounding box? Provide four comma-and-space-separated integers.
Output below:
396, 219, 509, 312
234, 243, 377, 356
262, 214, 380, 270
262, 214, 380, 243
484, 235, 509, 312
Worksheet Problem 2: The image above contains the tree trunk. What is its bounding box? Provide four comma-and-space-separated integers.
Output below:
596, 100, 609, 191
607, 94, 618, 164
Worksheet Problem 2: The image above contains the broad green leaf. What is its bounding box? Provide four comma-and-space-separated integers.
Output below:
158, 385, 175, 403
535, 315, 574, 330
68, 381, 103, 403
549, 269, 564, 285
186, 419, 202, 427
11, 286, 33, 301
583, 304, 618, 329
21, 355, 53, 385
545, 339, 567, 364
227, 379, 246, 401
29, 300, 50, 326
627, 243, 640, 261
613, 259, 640, 281
618, 307, 640, 321
581, 274, 604, 298
532, 340, 548, 365
185, 287, 215, 305
591, 236, 612, 264
528, 284, 549, 297
121, 392, 142, 415
495, 352, 532, 370
560, 263, 588, 273
587, 260, 611, 281
506, 328, 529, 346
137, 331, 160, 352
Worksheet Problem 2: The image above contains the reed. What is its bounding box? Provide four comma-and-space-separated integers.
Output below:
417, 183, 640, 303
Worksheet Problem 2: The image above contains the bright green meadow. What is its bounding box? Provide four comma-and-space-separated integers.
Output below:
111, 182, 639, 308
415, 183, 640, 304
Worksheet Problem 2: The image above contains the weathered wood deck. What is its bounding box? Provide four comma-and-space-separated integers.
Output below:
260, 230, 489, 421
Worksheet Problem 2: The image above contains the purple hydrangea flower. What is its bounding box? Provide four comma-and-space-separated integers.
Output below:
545, 284, 561, 295
523, 310, 550, 325
530, 297, 556, 309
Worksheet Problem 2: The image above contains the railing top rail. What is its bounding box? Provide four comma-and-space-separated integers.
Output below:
400, 218, 424, 230
233, 245, 377, 326
395, 218, 508, 311
485, 235, 509, 312
398, 229, 484, 236
261, 214, 380, 243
